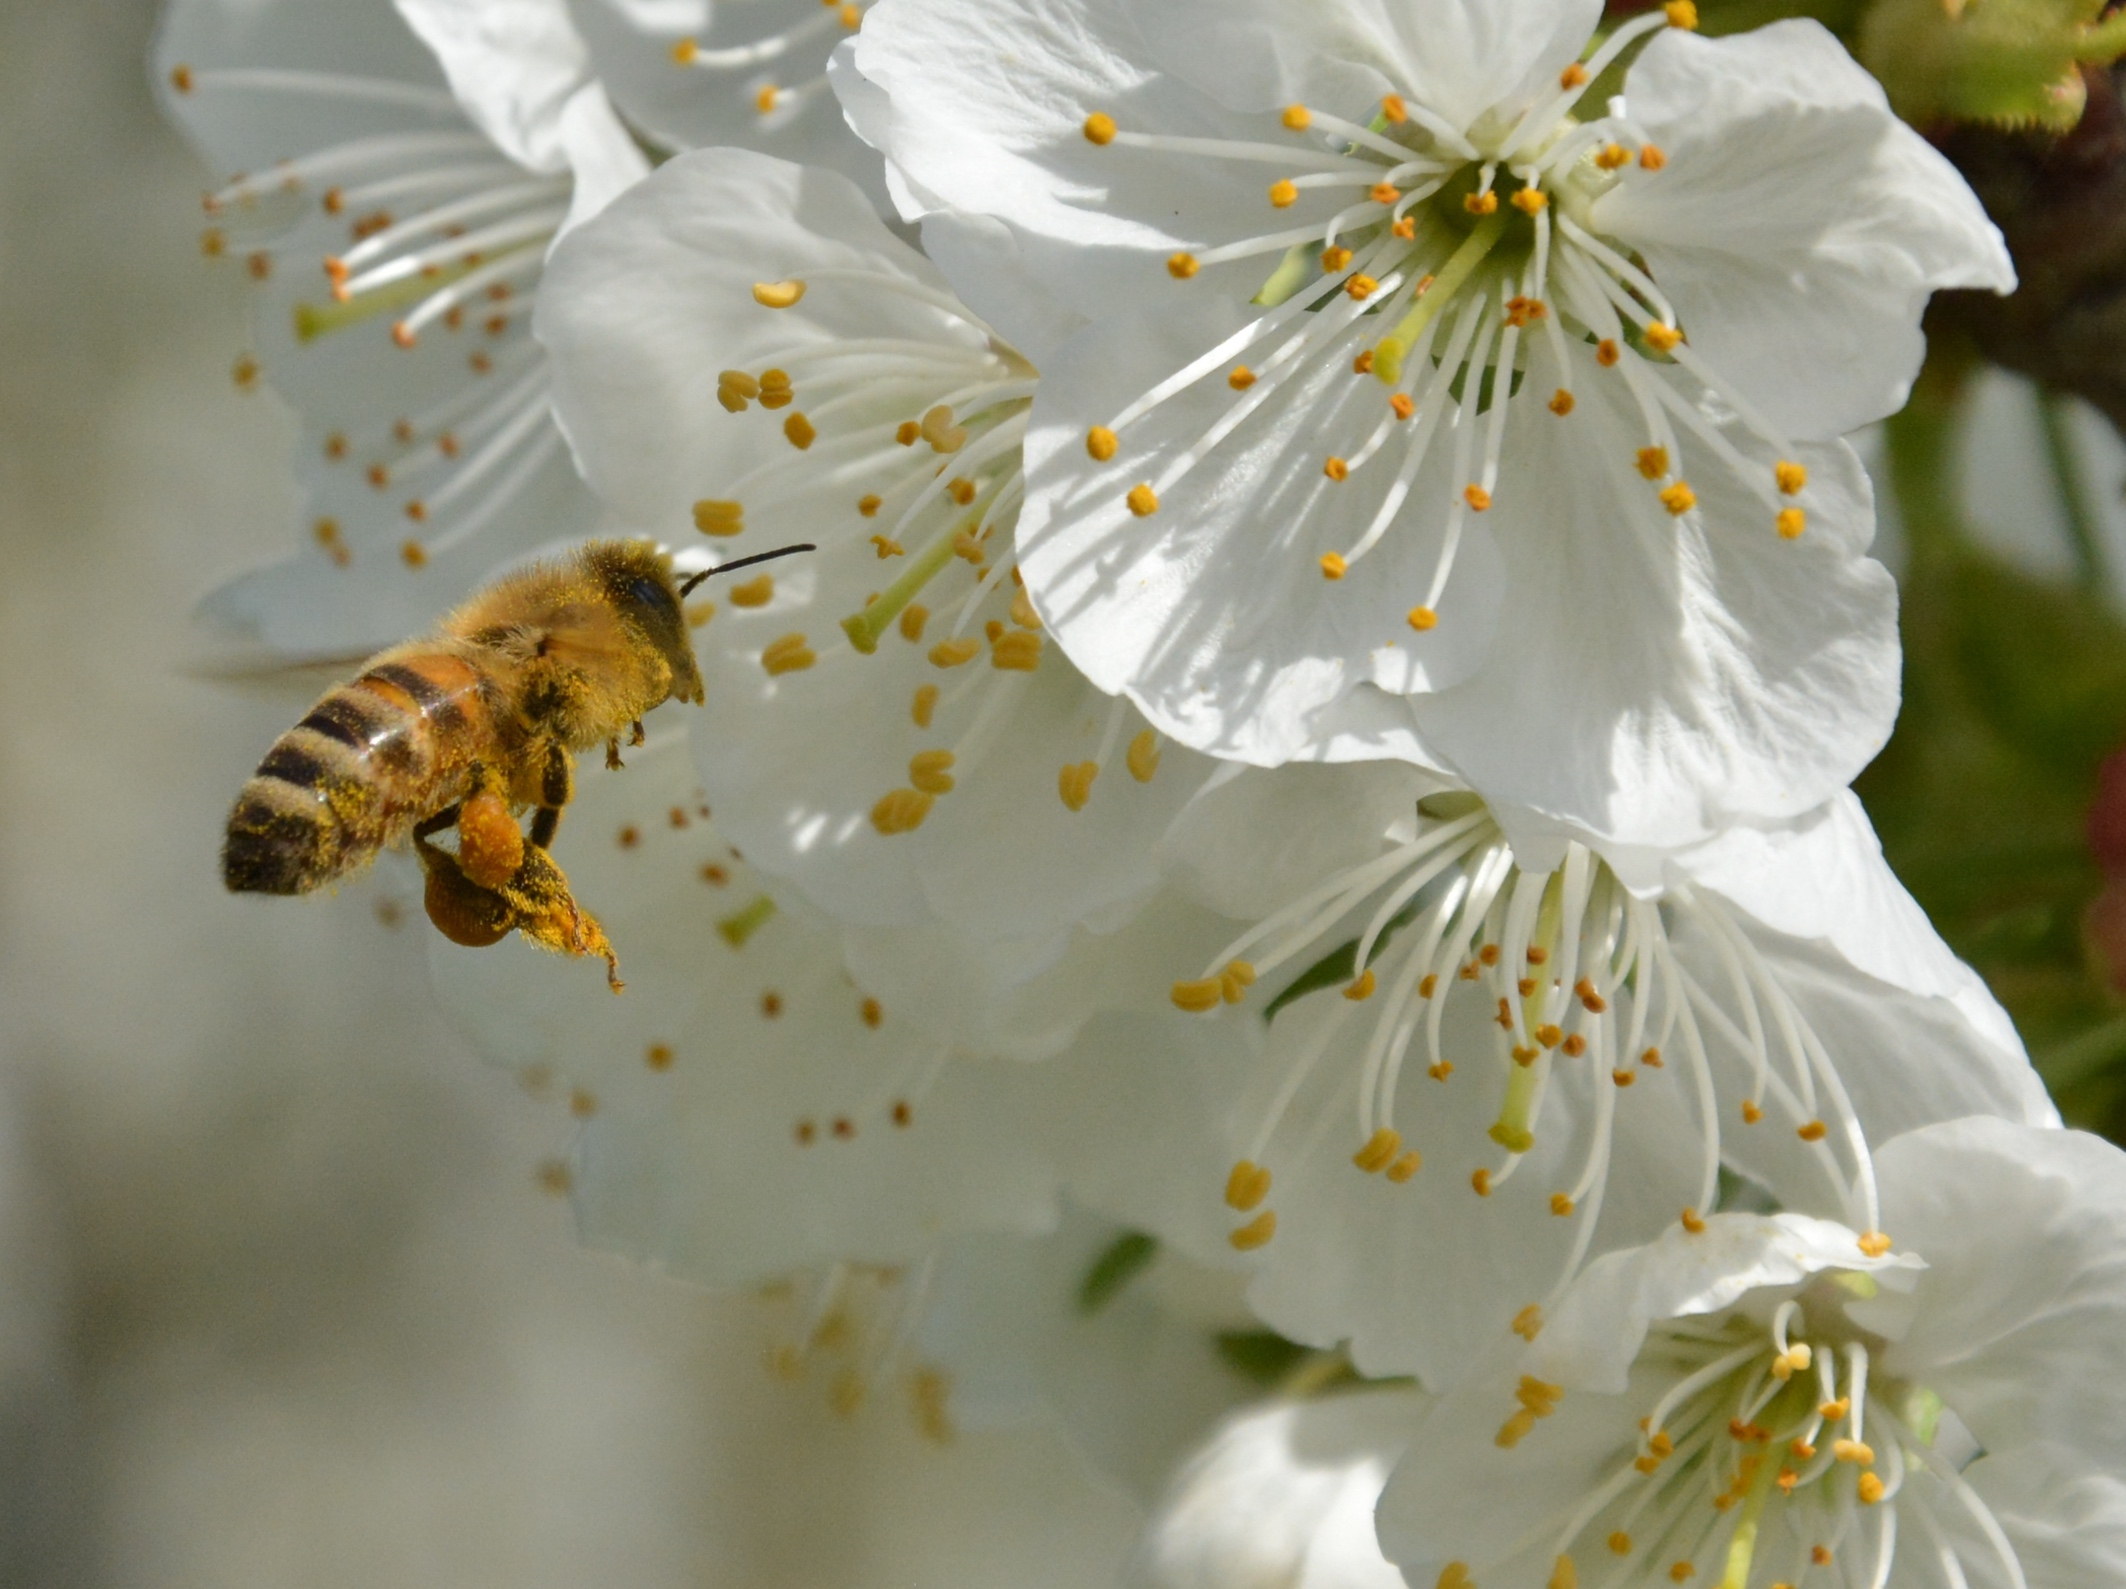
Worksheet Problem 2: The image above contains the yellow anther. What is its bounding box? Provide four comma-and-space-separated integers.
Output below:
1083, 112, 1117, 145
1637, 446, 1670, 480
870, 788, 935, 835
909, 749, 957, 795
992, 631, 1042, 671
1644, 323, 1683, 354
1819, 1397, 1850, 1421
1778, 508, 1807, 539
929, 638, 981, 667
1127, 483, 1159, 516
1489, 1119, 1535, 1153
1659, 482, 1697, 516
1353, 348, 1376, 375
1833, 1439, 1875, 1465
897, 420, 922, 445
1535, 1023, 1563, 1049
1792, 1439, 1817, 1460
1596, 143, 1631, 171
1512, 1305, 1544, 1342
1649, 1431, 1675, 1458
1171, 978, 1223, 1013
1058, 761, 1099, 811
1387, 1152, 1421, 1182
1226, 1160, 1272, 1211
1858, 1230, 1894, 1257
1665, 1, 1698, 28
1382, 95, 1408, 123
1010, 589, 1042, 631
1408, 605, 1439, 631
1321, 552, 1348, 580
1776, 460, 1809, 494
1393, 214, 1418, 239
1456, 485, 1491, 515
1858, 1472, 1885, 1505
900, 604, 930, 642
729, 574, 774, 607
757, 368, 794, 407
1345, 274, 1379, 300
1609, 1533, 1632, 1556
1472, 1168, 1493, 1197
1612, 1068, 1636, 1087
1127, 728, 1162, 782
760, 633, 815, 675
1560, 63, 1590, 90
1084, 425, 1119, 462
1282, 104, 1312, 130
1797, 1119, 1829, 1142
752, 279, 806, 308
921, 403, 968, 452
1269, 179, 1299, 208
1222, 960, 1257, 1001
1550, 1193, 1574, 1216
1668, 1564, 1693, 1583
693, 498, 744, 536
1576, 979, 1607, 1012
911, 683, 938, 727
1596, 339, 1621, 367
1464, 191, 1499, 216
1344, 968, 1378, 1001
1518, 1376, 1564, 1414
718, 368, 761, 402
1391, 393, 1416, 420
1354, 1128, 1403, 1173
400, 540, 427, 569
1435, 1565, 1470, 1589
1681, 1207, 1707, 1234
1229, 1211, 1277, 1251
869, 535, 903, 559
783, 412, 816, 449
1550, 388, 1576, 416
1367, 182, 1401, 206
1324, 457, 1350, 483
1479, 944, 1501, 966
1168, 251, 1199, 279
1496, 1407, 1538, 1449
1640, 145, 1668, 171
755, 84, 781, 114
1642, 1046, 1664, 1067
1228, 365, 1257, 390
1741, 1100, 1764, 1124
839, 4, 861, 27
1511, 1045, 1540, 1066
1813, 1548, 1834, 1568
1512, 188, 1549, 215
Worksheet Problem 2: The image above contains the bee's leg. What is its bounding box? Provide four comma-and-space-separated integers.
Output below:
494, 844, 623, 992
529, 741, 572, 850
605, 738, 623, 771
456, 763, 523, 889
629, 719, 646, 747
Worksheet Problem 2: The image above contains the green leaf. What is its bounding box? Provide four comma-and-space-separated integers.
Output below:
1076, 1231, 1159, 1315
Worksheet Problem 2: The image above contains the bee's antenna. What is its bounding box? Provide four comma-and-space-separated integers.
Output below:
677, 542, 816, 598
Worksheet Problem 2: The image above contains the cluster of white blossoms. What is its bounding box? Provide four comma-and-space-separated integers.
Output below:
165, 0, 2126, 1580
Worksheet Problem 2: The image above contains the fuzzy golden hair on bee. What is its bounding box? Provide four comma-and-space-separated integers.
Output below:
219, 537, 812, 989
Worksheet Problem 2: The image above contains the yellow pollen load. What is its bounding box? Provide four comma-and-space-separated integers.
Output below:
922, 403, 968, 451
1659, 482, 1697, 516
1344, 967, 1378, 1000
1325, 457, 1351, 482
1597, 339, 1621, 367
909, 749, 957, 795
871, 787, 935, 835
1226, 1160, 1273, 1211
1681, 1207, 1707, 1234
1464, 191, 1499, 216
911, 683, 938, 727
1058, 760, 1099, 810
761, 633, 815, 675
1778, 508, 1807, 539
1229, 1210, 1277, 1250
1776, 460, 1809, 494
1797, 1119, 1829, 1142
758, 368, 794, 408
1513, 1304, 1544, 1341
1551, 1192, 1574, 1216
693, 498, 744, 536
1550, 389, 1576, 416
1641, 145, 1669, 171
1354, 1127, 1403, 1173
1596, 143, 1631, 172
929, 637, 981, 667
1857, 1230, 1894, 1257
1083, 112, 1117, 145
1128, 728, 1162, 782
1168, 251, 1200, 279
1229, 365, 1257, 390
1321, 553, 1349, 581
752, 279, 806, 308
1269, 179, 1299, 208
784, 412, 817, 450
1128, 483, 1160, 516
1346, 274, 1379, 300
1637, 446, 1670, 480
1465, 485, 1493, 512
1391, 393, 1416, 420
1382, 94, 1409, 124
730, 573, 775, 607
1645, 323, 1683, 354
901, 604, 930, 642
1086, 424, 1119, 461
1282, 103, 1312, 130
993, 630, 1042, 670
1512, 189, 1549, 215
1560, 62, 1590, 90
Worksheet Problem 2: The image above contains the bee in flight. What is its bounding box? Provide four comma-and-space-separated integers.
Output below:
222, 539, 810, 990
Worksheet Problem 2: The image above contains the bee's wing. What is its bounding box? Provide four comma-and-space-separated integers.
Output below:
181, 640, 374, 710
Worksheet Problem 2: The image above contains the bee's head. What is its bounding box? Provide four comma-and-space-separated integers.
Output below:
583, 539, 706, 706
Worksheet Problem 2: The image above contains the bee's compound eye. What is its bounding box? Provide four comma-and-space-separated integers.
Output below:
628, 575, 675, 615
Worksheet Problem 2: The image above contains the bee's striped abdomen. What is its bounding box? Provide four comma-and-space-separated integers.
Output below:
222, 651, 498, 895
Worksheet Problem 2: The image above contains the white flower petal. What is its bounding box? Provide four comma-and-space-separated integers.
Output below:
1959, 1445, 2126, 1589
1599, 20, 2015, 439
554, 81, 652, 235
391, 0, 592, 172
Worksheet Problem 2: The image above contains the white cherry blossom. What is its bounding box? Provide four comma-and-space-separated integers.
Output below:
1050, 787, 2051, 1385
1378, 1118, 2126, 1589
843, 0, 2014, 848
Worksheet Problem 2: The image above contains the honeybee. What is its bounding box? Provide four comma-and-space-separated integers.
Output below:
222, 538, 809, 989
